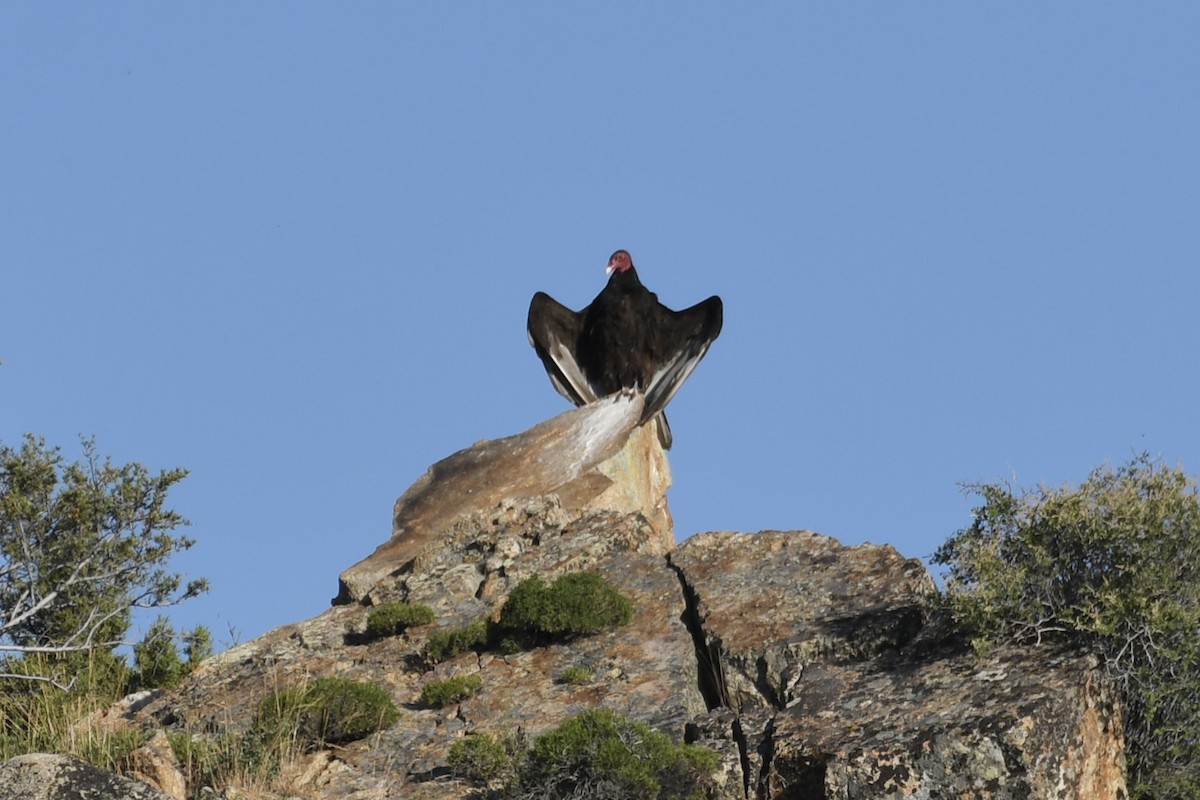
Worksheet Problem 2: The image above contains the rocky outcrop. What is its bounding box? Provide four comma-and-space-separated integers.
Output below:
766, 647, 1126, 799
120, 401, 1126, 799
666, 531, 1125, 799
669, 529, 935, 713
0, 753, 172, 800
337, 391, 672, 604
142, 494, 708, 799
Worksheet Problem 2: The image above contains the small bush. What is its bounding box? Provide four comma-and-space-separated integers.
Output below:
130, 618, 188, 691
254, 676, 400, 751
365, 602, 436, 640
183, 625, 214, 665
448, 732, 521, 786
521, 709, 718, 799
558, 666, 593, 685
425, 619, 489, 664
449, 712, 717, 799
496, 572, 634, 650
419, 674, 483, 708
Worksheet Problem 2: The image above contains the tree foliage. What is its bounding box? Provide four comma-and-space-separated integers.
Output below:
934, 453, 1200, 798
130, 617, 213, 692
0, 435, 207, 686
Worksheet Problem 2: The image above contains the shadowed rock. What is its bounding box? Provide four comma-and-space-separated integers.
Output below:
0, 754, 172, 800
670, 530, 935, 712
768, 646, 1126, 799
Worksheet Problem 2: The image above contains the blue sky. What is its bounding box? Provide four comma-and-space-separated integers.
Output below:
3, 5, 1197, 648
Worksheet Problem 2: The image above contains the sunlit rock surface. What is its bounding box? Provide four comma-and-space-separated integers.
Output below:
117, 402, 1126, 799
337, 391, 672, 604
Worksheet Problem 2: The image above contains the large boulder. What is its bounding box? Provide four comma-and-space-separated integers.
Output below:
670, 529, 935, 712
0, 754, 171, 800
768, 646, 1126, 799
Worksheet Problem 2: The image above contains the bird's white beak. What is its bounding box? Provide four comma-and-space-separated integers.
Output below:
605, 262, 616, 276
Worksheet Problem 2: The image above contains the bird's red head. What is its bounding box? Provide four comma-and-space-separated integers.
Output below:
606, 250, 634, 276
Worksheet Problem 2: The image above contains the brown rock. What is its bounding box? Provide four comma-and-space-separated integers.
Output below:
131, 413, 1126, 799
139, 496, 711, 798
670, 529, 935, 712
337, 391, 672, 604
127, 730, 187, 800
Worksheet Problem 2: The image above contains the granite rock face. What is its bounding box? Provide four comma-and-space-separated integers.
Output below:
0, 753, 172, 800
669, 529, 935, 713
767, 647, 1126, 799
123, 403, 1126, 799
142, 495, 708, 799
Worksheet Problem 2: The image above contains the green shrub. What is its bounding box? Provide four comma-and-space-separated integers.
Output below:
934, 453, 1200, 799
419, 674, 482, 708
425, 619, 489, 664
254, 676, 399, 751
496, 572, 634, 650
521, 709, 718, 799
183, 625, 214, 665
447, 732, 520, 786
558, 666, 593, 685
365, 602, 436, 640
130, 618, 188, 691
449, 712, 717, 799
129, 618, 212, 691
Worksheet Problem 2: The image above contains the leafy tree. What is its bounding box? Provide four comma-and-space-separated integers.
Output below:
183, 623, 214, 665
934, 453, 1200, 798
131, 617, 187, 690
0, 435, 207, 687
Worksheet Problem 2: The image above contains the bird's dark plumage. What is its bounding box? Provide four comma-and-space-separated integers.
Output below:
527, 250, 723, 448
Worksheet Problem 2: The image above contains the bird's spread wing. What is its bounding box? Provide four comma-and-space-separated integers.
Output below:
651, 410, 673, 450
641, 295, 723, 425
527, 292, 597, 407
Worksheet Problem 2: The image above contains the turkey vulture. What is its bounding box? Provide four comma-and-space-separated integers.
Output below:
527, 249, 723, 449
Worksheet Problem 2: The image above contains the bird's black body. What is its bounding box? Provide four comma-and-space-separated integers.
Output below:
527, 251, 722, 449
